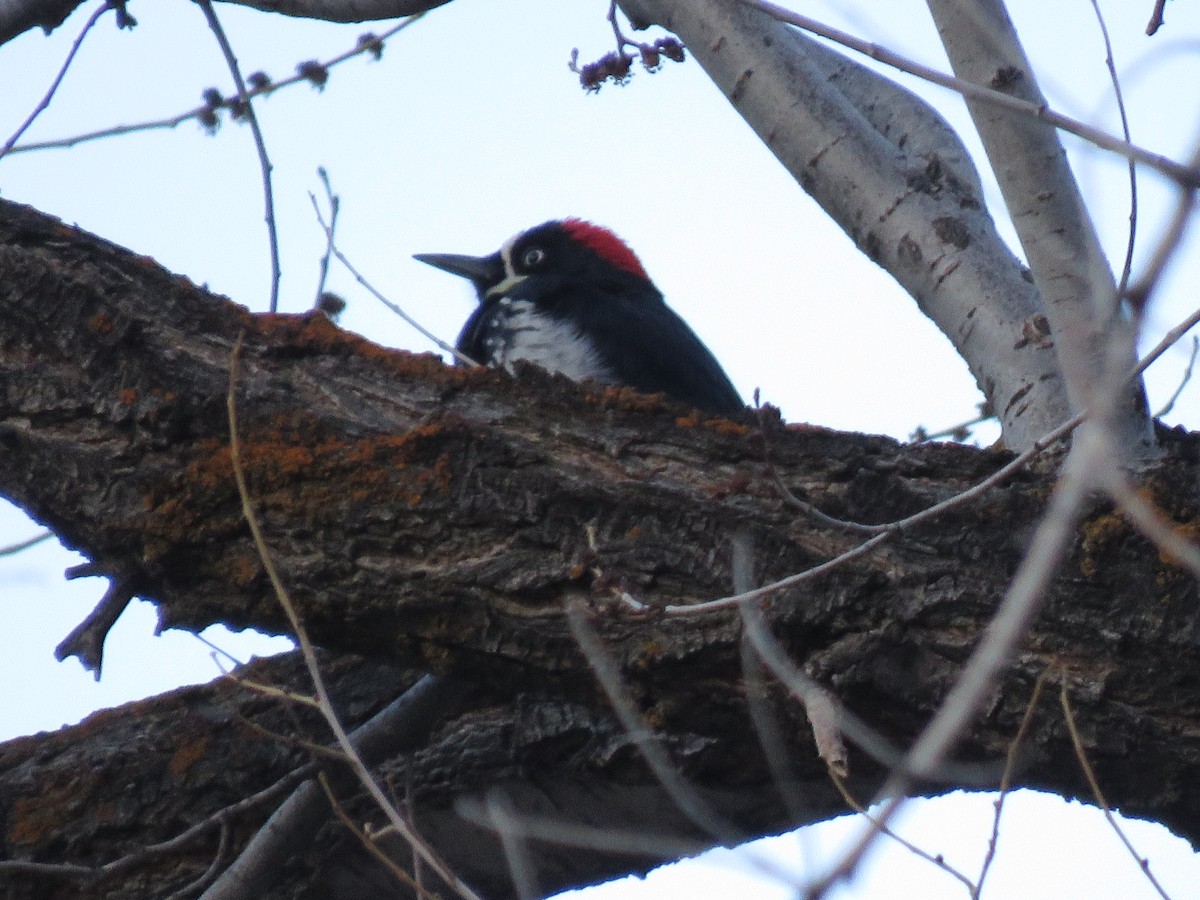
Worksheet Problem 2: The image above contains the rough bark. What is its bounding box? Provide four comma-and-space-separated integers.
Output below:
1, 198, 1198, 898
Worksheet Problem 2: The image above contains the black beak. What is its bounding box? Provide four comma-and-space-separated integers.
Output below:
414, 251, 504, 291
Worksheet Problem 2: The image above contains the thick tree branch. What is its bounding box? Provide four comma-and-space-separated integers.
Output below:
926, 0, 1158, 460
1, 199, 1199, 897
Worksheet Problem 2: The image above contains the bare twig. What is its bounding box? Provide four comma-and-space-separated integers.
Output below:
162, 816, 231, 900
196, 0, 281, 313
0, 1, 111, 161
828, 773, 978, 896
667, 413, 1080, 616
313, 167, 339, 307
1146, 0, 1169, 35
738, 605, 846, 778
1136, 307, 1200, 379
739, 602, 1004, 787
1059, 683, 1174, 900
0, 529, 52, 556
53, 577, 137, 677
1125, 138, 1200, 312
309, 194, 476, 365
1088, 0, 1138, 301
975, 668, 1051, 898
1154, 335, 1199, 418
739, 634, 809, 824
5, 16, 424, 155
317, 774, 433, 898
910, 403, 995, 444
483, 790, 541, 900
199, 672, 468, 899
455, 802, 706, 859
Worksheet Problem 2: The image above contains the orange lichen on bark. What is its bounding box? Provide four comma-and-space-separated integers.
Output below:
704, 418, 750, 437
229, 551, 261, 588
7, 774, 102, 845
675, 411, 750, 436
1079, 511, 1128, 578
249, 311, 472, 387
141, 416, 468, 559
168, 734, 210, 779
592, 385, 671, 414
118, 388, 138, 405
87, 310, 114, 335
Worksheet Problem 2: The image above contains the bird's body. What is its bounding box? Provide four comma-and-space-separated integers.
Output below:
416, 219, 743, 416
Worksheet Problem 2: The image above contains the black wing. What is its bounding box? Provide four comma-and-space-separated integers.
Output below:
546, 279, 744, 416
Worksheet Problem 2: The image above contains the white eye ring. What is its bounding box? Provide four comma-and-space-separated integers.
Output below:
521, 247, 545, 268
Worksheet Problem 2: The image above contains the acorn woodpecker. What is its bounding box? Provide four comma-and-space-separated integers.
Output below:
415, 219, 743, 416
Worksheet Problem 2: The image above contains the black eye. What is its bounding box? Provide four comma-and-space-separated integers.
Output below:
521, 246, 545, 269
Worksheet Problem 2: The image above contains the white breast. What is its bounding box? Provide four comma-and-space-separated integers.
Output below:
484, 298, 614, 383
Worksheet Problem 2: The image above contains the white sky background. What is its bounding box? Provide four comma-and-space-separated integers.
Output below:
0, 0, 1198, 898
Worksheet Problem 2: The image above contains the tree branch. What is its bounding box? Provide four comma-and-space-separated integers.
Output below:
2, 197, 1199, 897
925, 0, 1157, 461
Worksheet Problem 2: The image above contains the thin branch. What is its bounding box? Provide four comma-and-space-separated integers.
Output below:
754, 401, 888, 536
0, 1, 111, 161
740, 604, 847, 776
827, 773, 978, 897
1087, 0, 1138, 300
667, 413, 1082, 616
733, 0, 1200, 188
483, 790, 540, 900
309, 194, 476, 365
1154, 335, 1199, 418
1136, 307, 1200, 379
317, 774, 434, 899
199, 672, 467, 899
910, 403, 995, 444
739, 601, 1005, 787
195, 0, 281, 313
1125, 137, 1200, 312
739, 633, 809, 824
0, 529, 52, 556
5, 16, 424, 155
975, 668, 1051, 898
1146, 0, 1169, 36
162, 816, 231, 900
1059, 683, 1174, 900
53, 577, 137, 677
313, 167, 339, 306
454, 802, 706, 860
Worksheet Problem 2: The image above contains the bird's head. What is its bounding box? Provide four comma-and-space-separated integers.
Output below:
414, 219, 652, 304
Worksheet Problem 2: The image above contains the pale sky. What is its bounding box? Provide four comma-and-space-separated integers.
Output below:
1, 1, 1198, 897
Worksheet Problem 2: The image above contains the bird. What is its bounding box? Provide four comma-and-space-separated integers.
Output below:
414, 219, 743, 416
